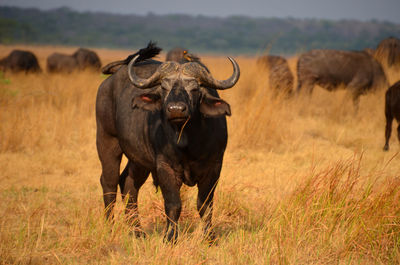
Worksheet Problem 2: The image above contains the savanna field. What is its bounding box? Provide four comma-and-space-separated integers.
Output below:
1, 45, 400, 264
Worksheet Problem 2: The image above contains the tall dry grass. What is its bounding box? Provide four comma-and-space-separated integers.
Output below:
0, 45, 400, 264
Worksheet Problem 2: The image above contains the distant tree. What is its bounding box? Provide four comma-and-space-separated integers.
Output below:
0, 6, 399, 55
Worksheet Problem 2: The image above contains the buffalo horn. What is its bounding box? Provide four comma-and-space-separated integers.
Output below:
128, 55, 161, 89
198, 57, 240, 90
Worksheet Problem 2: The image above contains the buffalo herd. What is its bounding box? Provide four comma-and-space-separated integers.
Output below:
93, 37, 400, 242
2, 36, 400, 242
0, 47, 101, 74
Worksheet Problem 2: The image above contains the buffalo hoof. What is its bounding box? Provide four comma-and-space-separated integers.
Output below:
383, 145, 389, 151
163, 230, 178, 244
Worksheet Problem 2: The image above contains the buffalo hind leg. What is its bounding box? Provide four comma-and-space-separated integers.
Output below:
396, 123, 400, 149
351, 92, 362, 113
157, 161, 182, 243
384, 114, 393, 151
349, 78, 369, 113
119, 160, 149, 237
97, 133, 123, 221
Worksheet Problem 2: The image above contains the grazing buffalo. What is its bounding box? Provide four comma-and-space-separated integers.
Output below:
47, 53, 79, 73
296, 49, 388, 107
374, 37, 400, 68
0, 50, 41, 73
73, 48, 102, 70
96, 43, 240, 242
47, 48, 101, 73
383, 80, 400, 151
257, 55, 294, 96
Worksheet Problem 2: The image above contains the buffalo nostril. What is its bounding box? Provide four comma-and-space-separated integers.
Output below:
168, 104, 186, 113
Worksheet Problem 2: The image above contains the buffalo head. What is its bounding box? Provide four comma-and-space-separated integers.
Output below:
128, 55, 240, 126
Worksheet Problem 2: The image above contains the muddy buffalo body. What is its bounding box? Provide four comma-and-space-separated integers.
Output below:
383, 80, 400, 151
0, 50, 42, 73
96, 43, 240, 242
297, 49, 388, 107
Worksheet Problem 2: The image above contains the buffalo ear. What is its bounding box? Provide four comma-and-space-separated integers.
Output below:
200, 93, 231, 117
132, 93, 162, 111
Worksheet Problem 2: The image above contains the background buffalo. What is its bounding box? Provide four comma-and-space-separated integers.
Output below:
0, 50, 42, 73
257, 55, 294, 96
296, 49, 388, 107
47, 53, 79, 73
374, 37, 400, 69
383, 80, 400, 151
46, 48, 101, 73
73, 48, 102, 71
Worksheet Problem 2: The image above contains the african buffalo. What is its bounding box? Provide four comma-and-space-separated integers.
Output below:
0, 50, 41, 73
96, 43, 240, 242
257, 55, 294, 96
47, 53, 79, 73
73, 48, 102, 70
47, 48, 101, 73
374, 37, 400, 68
296, 49, 388, 107
383, 80, 400, 151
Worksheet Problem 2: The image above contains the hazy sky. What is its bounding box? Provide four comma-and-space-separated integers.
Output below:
1, 0, 400, 23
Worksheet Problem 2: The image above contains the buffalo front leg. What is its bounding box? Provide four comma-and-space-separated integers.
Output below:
396, 123, 400, 149
384, 115, 393, 151
119, 160, 149, 237
296, 75, 315, 96
349, 79, 368, 113
197, 165, 221, 242
157, 161, 182, 243
351, 92, 362, 113
97, 132, 123, 221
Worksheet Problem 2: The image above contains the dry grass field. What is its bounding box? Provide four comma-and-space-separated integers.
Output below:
1, 44, 400, 264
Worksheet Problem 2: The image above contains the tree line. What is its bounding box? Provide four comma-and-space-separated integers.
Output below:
1, 6, 400, 55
